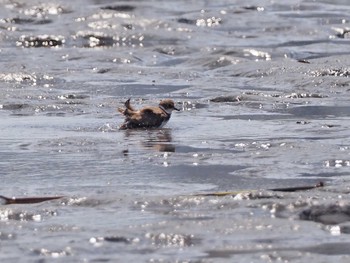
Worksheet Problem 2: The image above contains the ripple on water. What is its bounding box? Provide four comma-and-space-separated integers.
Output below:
16, 35, 65, 48
0, 17, 52, 25
73, 32, 144, 48
286, 105, 350, 118
0, 231, 16, 240
32, 247, 72, 258
36, 137, 116, 153
100, 5, 136, 12
145, 232, 199, 247
300, 202, 350, 225
0, 207, 57, 222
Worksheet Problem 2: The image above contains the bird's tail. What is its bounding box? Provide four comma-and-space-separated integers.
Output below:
118, 98, 136, 116
125, 98, 136, 111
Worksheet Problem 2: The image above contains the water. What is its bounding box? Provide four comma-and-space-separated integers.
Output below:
1, 0, 350, 261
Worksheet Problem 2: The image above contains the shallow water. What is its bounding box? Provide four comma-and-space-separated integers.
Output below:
1, 0, 350, 262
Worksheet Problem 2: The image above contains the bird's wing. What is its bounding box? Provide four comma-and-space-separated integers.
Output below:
127, 108, 165, 128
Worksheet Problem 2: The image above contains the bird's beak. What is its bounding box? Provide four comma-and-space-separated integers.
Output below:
174, 106, 180, 111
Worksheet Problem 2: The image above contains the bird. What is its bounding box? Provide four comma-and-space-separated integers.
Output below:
118, 99, 180, 130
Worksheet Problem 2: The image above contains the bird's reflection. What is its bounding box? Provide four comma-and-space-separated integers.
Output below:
123, 128, 175, 152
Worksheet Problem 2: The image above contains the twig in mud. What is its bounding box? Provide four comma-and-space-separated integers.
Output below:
193, 191, 251, 197
0, 195, 64, 205
269, 181, 324, 192
193, 181, 324, 197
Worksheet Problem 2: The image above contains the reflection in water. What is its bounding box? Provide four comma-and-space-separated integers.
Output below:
123, 129, 175, 152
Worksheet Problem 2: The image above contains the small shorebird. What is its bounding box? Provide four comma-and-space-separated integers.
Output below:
118, 99, 180, 129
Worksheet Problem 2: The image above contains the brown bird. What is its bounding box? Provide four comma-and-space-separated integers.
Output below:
118, 99, 180, 130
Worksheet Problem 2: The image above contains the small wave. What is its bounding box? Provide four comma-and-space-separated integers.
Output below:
101, 5, 136, 12
16, 35, 65, 48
